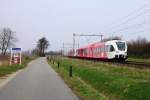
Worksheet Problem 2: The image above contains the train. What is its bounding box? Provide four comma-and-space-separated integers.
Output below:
68, 40, 128, 62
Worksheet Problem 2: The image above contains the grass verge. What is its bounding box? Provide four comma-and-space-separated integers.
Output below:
48, 59, 107, 100
48, 56, 150, 100
0, 56, 36, 77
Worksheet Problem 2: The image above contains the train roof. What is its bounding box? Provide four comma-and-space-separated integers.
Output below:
77, 40, 126, 50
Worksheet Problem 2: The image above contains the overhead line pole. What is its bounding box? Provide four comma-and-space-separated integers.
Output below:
62, 43, 79, 56
72, 33, 77, 56
62, 43, 64, 56
73, 33, 103, 56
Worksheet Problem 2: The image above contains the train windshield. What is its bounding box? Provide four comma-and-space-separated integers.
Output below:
116, 42, 125, 51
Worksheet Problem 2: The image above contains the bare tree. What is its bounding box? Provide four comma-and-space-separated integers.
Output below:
0, 28, 17, 55
37, 37, 49, 56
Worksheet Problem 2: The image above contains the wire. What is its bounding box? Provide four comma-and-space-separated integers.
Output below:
105, 2, 150, 32
113, 9, 150, 28
113, 19, 150, 33
121, 28, 150, 35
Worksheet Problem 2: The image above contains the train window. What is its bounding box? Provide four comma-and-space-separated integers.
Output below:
104, 46, 106, 52
106, 45, 115, 52
101, 47, 103, 52
105, 46, 108, 52
93, 49, 95, 54
86, 49, 88, 55
103, 47, 105, 52
96, 48, 97, 53
101, 47, 104, 52
106, 45, 110, 52
116, 42, 125, 51
105, 46, 107, 52
83, 49, 86, 55
110, 45, 115, 52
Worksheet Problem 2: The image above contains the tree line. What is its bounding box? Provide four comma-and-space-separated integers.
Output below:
25, 37, 50, 57
0, 27, 50, 57
128, 37, 150, 58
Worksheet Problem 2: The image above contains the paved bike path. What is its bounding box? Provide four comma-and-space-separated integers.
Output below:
0, 58, 78, 100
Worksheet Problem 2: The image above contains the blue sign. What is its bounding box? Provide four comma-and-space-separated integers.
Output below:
12, 48, 21, 51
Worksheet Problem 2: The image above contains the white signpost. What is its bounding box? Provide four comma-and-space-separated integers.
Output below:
10, 48, 22, 65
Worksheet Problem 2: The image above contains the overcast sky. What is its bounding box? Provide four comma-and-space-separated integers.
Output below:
0, 0, 150, 51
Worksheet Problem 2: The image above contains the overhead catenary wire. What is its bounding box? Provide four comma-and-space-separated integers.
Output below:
112, 19, 150, 33
114, 9, 150, 28
120, 28, 150, 35
109, 8, 150, 33
104, 2, 150, 33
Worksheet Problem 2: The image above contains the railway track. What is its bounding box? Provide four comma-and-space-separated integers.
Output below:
98, 60, 150, 69
66, 56, 150, 69
125, 61, 150, 69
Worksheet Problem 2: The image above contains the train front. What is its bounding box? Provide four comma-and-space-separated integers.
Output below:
114, 40, 127, 61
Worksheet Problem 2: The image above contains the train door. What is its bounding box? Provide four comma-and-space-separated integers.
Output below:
89, 47, 93, 57
106, 45, 115, 59
80, 49, 84, 57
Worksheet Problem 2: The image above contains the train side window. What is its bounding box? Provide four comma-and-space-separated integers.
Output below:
103, 47, 105, 52
99, 48, 100, 53
101, 47, 103, 52
110, 45, 115, 52
106, 45, 110, 52
96, 48, 97, 53
105, 46, 107, 52
83, 49, 85, 55
85, 49, 87, 55
104, 46, 106, 52
93, 49, 95, 54
102, 47, 104, 52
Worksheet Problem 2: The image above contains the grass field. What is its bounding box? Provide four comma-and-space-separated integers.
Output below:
48, 56, 150, 100
0, 56, 35, 77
